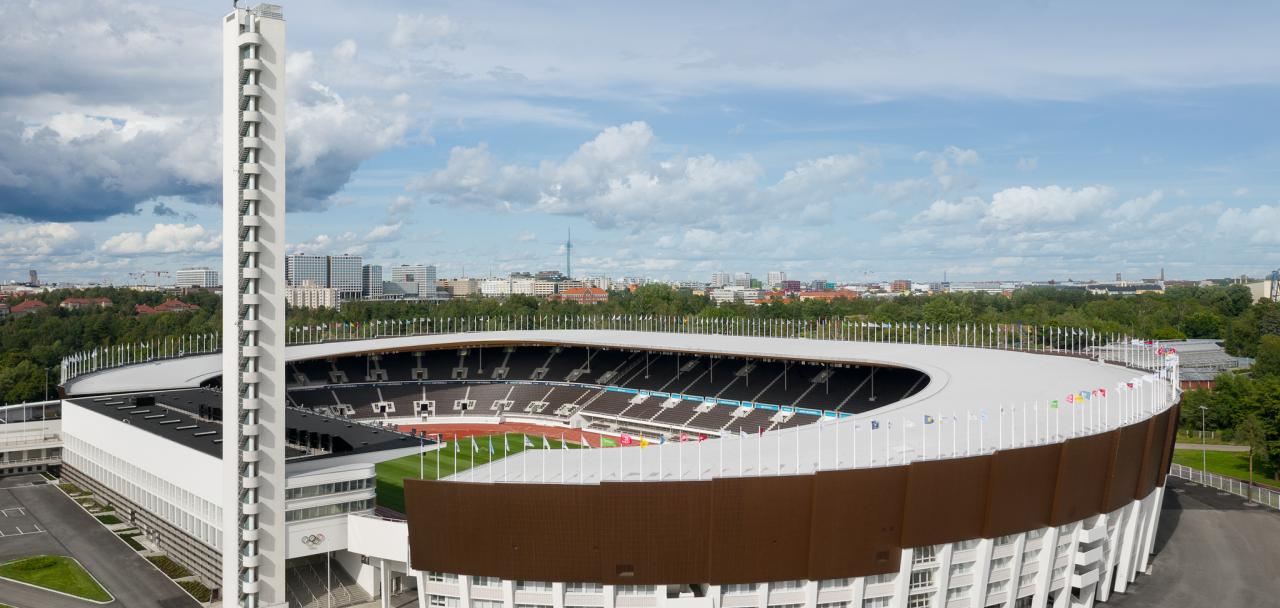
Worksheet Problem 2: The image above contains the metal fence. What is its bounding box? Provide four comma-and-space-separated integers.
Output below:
1168, 462, 1280, 510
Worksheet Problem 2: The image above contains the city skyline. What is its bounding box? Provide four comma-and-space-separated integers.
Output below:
2, 1, 1280, 284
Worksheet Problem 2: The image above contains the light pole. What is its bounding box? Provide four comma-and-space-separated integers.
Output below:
1199, 405, 1209, 479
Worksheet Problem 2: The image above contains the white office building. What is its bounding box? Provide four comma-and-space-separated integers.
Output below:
286, 253, 328, 288
177, 267, 221, 288
710, 272, 732, 288
329, 254, 363, 299
285, 282, 341, 309
766, 271, 786, 287
391, 265, 437, 299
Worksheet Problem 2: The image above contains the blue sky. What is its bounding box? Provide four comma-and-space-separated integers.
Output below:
1, 0, 1278, 284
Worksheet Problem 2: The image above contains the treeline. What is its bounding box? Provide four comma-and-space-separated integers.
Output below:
1, 283, 1276, 405
1179, 335, 1280, 478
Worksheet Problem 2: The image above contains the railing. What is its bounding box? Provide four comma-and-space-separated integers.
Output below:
1168, 463, 1280, 510
61, 316, 1172, 382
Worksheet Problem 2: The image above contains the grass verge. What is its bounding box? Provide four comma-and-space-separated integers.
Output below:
375, 431, 584, 513
95, 514, 122, 525
1173, 449, 1278, 485
0, 555, 111, 602
178, 579, 213, 602
146, 555, 191, 580
118, 532, 145, 551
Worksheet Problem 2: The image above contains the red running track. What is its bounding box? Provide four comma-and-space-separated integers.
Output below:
400, 421, 613, 448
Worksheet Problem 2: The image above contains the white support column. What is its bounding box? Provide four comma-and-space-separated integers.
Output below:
850, 577, 866, 608
889, 548, 913, 608
1096, 508, 1127, 602
802, 580, 818, 608
1136, 489, 1164, 574
1030, 526, 1059, 608
503, 580, 516, 608
966, 540, 994, 608
459, 575, 473, 608
1002, 533, 1028, 608
416, 571, 428, 608
552, 582, 565, 608
602, 584, 616, 608
933, 543, 955, 608
379, 559, 392, 608
1113, 500, 1143, 594
757, 582, 769, 608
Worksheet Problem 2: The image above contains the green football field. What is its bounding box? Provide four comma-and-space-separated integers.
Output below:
375, 432, 584, 513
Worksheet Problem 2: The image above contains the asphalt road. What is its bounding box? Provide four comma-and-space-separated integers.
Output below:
1105, 476, 1280, 607
0, 475, 199, 608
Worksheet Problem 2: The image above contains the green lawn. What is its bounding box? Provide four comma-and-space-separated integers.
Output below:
178, 579, 213, 602
375, 432, 584, 513
95, 514, 122, 525
1173, 449, 1278, 485
0, 555, 112, 602
146, 555, 191, 580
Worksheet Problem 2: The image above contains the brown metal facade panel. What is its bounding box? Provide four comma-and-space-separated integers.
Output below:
405, 407, 1182, 585
901, 456, 990, 547
597, 481, 713, 585
807, 467, 907, 579
1050, 431, 1117, 526
1104, 423, 1150, 513
983, 444, 1061, 538
1157, 407, 1172, 491
708, 475, 814, 584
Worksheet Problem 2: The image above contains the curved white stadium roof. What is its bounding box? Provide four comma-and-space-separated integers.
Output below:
63, 330, 1173, 483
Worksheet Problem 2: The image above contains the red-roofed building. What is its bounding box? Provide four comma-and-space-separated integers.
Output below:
9, 299, 48, 317
556, 287, 609, 304
797, 291, 858, 302
136, 299, 201, 315
60, 296, 113, 310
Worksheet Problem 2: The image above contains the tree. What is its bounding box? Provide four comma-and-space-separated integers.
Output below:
1236, 413, 1270, 502
1180, 309, 1223, 339
1253, 334, 1280, 378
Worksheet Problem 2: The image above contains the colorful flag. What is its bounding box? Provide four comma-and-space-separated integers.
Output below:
581, 434, 591, 448
601, 437, 619, 447
640, 437, 650, 448
1067, 394, 1075, 404
542, 436, 551, 450
1050, 400, 1059, 409
658, 435, 666, 445
698, 434, 707, 442
871, 420, 881, 430
679, 433, 690, 442
924, 415, 936, 424
1099, 388, 1107, 397
620, 434, 633, 446
471, 437, 480, 452
523, 435, 534, 448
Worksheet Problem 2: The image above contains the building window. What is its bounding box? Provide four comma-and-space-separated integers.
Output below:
950, 562, 974, 577
471, 576, 500, 588
912, 545, 938, 565
515, 605, 551, 608
909, 570, 934, 590
986, 580, 1009, 595
769, 604, 802, 608
818, 578, 851, 590
906, 593, 933, 608
285, 477, 373, 499
954, 539, 980, 552
284, 498, 374, 522
946, 586, 971, 601
428, 572, 458, 583
864, 573, 896, 585
617, 585, 655, 596
994, 534, 1017, 547
565, 582, 602, 593
429, 596, 460, 608
818, 602, 849, 608
1019, 572, 1037, 587
771, 580, 804, 591
472, 601, 502, 608
990, 557, 1012, 571
862, 598, 890, 608
724, 584, 758, 595
516, 581, 551, 592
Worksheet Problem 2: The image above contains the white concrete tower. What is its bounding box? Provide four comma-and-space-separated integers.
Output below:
222, 4, 287, 608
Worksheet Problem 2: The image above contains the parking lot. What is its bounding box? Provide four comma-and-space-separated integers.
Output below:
0, 474, 198, 608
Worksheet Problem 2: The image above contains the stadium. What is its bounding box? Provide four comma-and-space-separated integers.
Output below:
52, 317, 1181, 608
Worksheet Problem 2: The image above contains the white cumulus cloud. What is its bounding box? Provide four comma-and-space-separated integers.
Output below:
100, 223, 220, 255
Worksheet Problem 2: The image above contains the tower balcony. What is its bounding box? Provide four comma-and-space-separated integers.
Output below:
241, 163, 261, 175
241, 189, 262, 200
241, 84, 263, 97
241, 111, 262, 123
241, 136, 261, 149
238, 32, 264, 47
242, 58, 264, 71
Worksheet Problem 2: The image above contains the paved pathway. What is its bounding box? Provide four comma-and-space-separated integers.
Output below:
1174, 442, 1249, 452
1105, 476, 1280, 606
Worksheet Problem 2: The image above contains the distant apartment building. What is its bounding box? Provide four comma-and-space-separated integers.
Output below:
285, 282, 340, 309
797, 291, 857, 302
390, 265, 437, 299
362, 265, 383, 299
285, 253, 363, 300
766, 271, 786, 287
709, 286, 761, 306
175, 267, 220, 288
439, 278, 479, 297
710, 272, 732, 288
733, 272, 753, 288
780, 280, 803, 293
891, 279, 911, 293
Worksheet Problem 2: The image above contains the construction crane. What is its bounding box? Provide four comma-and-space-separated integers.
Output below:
128, 270, 171, 288
1270, 269, 1279, 302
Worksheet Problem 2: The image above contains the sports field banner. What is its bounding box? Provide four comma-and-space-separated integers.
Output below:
600, 437, 619, 447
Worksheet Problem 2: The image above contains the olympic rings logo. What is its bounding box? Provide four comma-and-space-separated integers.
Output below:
301, 533, 326, 547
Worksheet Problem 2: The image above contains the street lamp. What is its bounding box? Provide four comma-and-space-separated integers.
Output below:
1199, 405, 1209, 480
